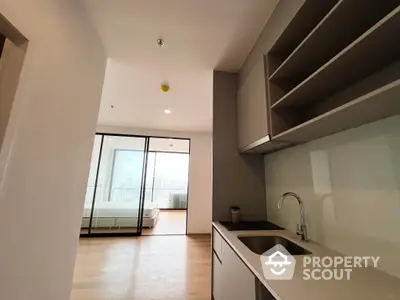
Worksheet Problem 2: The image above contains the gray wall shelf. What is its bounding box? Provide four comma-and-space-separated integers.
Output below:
241, 2, 400, 154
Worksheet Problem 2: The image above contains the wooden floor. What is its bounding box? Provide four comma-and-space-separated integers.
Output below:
71, 235, 211, 300
143, 210, 187, 235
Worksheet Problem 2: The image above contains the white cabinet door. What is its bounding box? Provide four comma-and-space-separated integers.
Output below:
212, 228, 223, 259
220, 239, 256, 300
213, 253, 223, 300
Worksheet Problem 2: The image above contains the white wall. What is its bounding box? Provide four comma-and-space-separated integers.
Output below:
97, 125, 213, 234
150, 137, 190, 153
265, 116, 400, 278
0, 1, 107, 300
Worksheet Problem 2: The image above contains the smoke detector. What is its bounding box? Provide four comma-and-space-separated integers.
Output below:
157, 38, 165, 47
161, 83, 170, 93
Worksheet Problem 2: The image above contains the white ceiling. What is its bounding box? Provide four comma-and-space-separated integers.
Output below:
83, 0, 278, 132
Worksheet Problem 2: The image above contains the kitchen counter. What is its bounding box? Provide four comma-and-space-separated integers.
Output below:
213, 222, 400, 300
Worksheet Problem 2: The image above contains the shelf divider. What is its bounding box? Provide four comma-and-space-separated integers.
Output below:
273, 79, 400, 144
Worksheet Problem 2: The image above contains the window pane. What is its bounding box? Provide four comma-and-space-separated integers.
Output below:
152, 152, 189, 209
110, 150, 144, 203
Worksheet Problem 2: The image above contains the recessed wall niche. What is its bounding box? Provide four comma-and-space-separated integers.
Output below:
0, 13, 28, 150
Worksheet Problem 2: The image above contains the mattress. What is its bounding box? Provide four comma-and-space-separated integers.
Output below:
83, 202, 158, 218
81, 208, 159, 229
116, 209, 160, 228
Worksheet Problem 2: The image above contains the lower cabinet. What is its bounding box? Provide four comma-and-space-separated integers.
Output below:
212, 253, 223, 300
213, 230, 256, 300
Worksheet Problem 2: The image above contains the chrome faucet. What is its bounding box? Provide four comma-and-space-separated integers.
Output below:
278, 192, 309, 241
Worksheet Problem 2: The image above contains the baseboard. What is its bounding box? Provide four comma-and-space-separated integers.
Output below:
187, 233, 211, 237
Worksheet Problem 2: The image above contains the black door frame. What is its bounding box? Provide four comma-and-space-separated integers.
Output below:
80, 133, 190, 238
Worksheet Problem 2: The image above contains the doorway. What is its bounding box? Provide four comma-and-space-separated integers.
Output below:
142, 138, 190, 235
80, 133, 190, 237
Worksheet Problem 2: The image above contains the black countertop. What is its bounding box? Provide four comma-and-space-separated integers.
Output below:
219, 221, 284, 231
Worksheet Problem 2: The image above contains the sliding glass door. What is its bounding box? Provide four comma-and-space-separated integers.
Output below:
141, 138, 190, 235
80, 135, 102, 235
81, 134, 148, 236
81, 134, 190, 237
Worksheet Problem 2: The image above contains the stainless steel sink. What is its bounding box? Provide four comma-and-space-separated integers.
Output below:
238, 235, 312, 255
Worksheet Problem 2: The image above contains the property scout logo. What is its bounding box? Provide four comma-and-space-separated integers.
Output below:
261, 245, 379, 281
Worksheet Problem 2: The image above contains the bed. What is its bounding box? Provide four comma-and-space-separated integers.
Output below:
81, 202, 159, 229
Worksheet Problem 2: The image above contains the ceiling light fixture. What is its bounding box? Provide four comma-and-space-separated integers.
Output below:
164, 109, 172, 114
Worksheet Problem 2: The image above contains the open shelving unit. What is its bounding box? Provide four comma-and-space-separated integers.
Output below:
252, 2, 400, 154
0, 34, 5, 58
271, 5, 400, 110
267, 0, 340, 75
269, 1, 398, 85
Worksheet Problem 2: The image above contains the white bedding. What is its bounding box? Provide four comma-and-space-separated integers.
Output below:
83, 201, 158, 218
